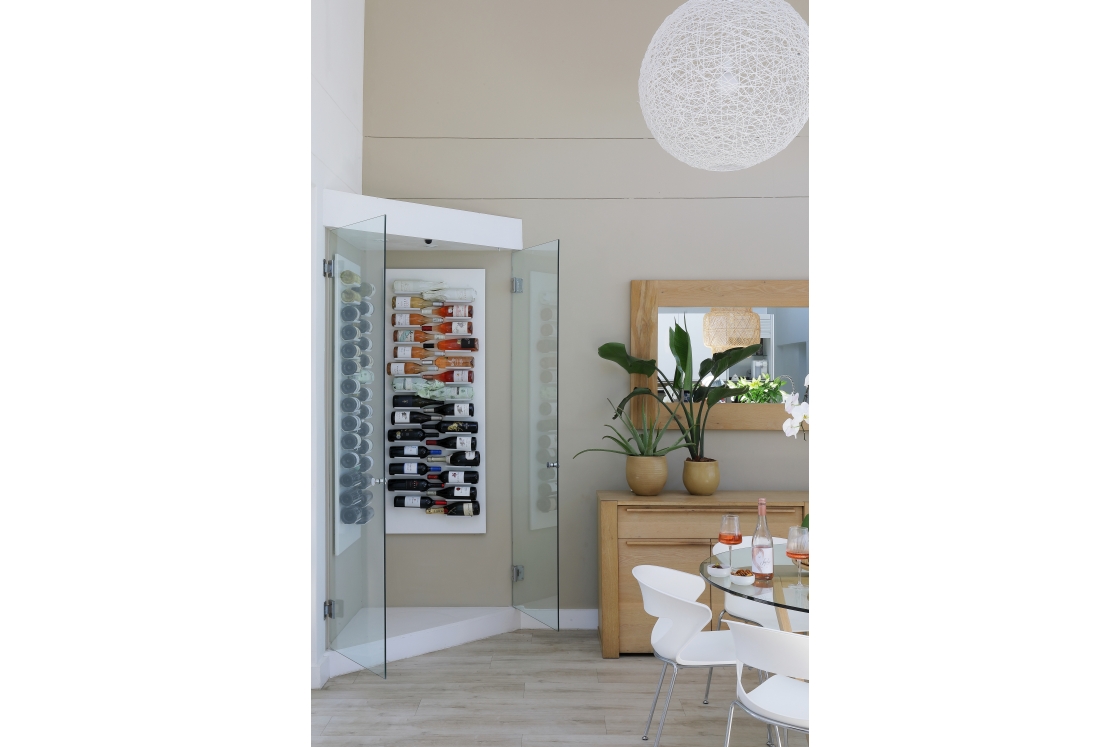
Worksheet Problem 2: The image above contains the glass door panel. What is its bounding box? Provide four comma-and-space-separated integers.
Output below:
511, 240, 559, 628
326, 216, 387, 676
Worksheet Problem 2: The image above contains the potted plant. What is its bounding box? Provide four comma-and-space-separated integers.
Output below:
574, 398, 692, 496
596, 321, 758, 495
726, 373, 791, 403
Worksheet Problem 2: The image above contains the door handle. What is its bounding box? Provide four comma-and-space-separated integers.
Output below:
546, 462, 559, 468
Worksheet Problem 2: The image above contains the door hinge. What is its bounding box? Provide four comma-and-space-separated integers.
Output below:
511, 277, 523, 293
324, 599, 342, 619
512, 565, 525, 582
323, 259, 334, 278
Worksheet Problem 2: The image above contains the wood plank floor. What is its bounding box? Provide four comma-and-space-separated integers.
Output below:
312, 629, 807, 747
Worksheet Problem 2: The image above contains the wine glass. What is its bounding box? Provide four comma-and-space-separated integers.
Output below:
718, 514, 742, 570
786, 526, 809, 588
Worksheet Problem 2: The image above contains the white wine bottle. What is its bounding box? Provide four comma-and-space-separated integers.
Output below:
421, 288, 476, 302
393, 279, 446, 294
339, 270, 361, 285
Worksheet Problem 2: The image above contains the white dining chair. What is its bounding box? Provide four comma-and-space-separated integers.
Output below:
723, 620, 809, 747
713, 540, 809, 634
632, 565, 737, 747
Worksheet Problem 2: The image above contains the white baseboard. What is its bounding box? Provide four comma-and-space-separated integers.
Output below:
561, 609, 600, 629
310, 653, 330, 689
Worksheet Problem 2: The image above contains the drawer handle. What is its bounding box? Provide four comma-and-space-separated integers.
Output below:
624, 507, 799, 514
624, 540, 713, 546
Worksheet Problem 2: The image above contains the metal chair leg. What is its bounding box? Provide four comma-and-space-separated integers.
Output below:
766, 723, 775, 747
652, 663, 678, 747
642, 661, 669, 740
774, 724, 785, 747
703, 666, 714, 704
722, 703, 736, 747
716, 609, 727, 630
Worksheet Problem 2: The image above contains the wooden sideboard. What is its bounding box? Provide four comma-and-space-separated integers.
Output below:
597, 490, 809, 658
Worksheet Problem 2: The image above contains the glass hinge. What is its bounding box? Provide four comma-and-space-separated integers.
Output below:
323, 259, 334, 278
511, 277, 523, 293
512, 565, 525, 582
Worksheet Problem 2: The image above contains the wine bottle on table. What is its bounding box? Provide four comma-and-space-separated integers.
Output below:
425, 304, 473, 318
387, 362, 436, 376
425, 402, 474, 417
388, 462, 441, 476
427, 470, 480, 485
389, 445, 439, 458
421, 288, 476, 302
393, 280, 446, 294
390, 411, 442, 425
423, 337, 479, 352
387, 428, 429, 442
423, 369, 474, 384
751, 497, 775, 581
393, 496, 446, 509
429, 420, 479, 434
422, 320, 473, 335
428, 450, 480, 467
427, 435, 477, 450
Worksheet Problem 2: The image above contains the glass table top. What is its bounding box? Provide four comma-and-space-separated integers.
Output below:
700, 550, 809, 613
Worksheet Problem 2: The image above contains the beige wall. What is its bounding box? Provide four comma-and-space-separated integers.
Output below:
366, 0, 809, 611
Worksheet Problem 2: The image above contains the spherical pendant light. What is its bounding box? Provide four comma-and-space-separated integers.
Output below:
703, 307, 761, 353
638, 0, 810, 172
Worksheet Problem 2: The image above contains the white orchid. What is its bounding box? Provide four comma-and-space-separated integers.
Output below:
783, 390, 809, 439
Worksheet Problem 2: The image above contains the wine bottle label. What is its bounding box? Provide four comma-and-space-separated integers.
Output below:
448, 304, 471, 317
451, 369, 470, 382
395, 346, 415, 358
403, 496, 421, 508
753, 546, 774, 574
403, 463, 419, 474
455, 437, 471, 450
452, 486, 471, 497
463, 503, 476, 516
393, 412, 412, 424
393, 297, 414, 309
402, 446, 419, 456
392, 314, 413, 327
464, 451, 477, 459
389, 363, 407, 375
396, 330, 415, 342
445, 471, 466, 483
450, 321, 470, 335
453, 403, 470, 416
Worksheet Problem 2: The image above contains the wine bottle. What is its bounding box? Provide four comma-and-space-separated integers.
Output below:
393, 279, 446, 294
427, 485, 477, 500
340, 504, 361, 524
423, 369, 474, 384
340, 305, 360, 322
392, 296, 436, 310
341, 288, 361, 303
442, 500, 481, 517
356, 318, 373, 334
355, 505, 375, 524
426, 402, 473, 417
423, 337, 479, 352
392, 394, 443, 409
351, 369, 375, 385
425, 304, 473, 318
355, 387, 374, 402
392, 313, 436, 327
393, 346, 438, 360
393, 329, 436, 343
536, 495, 557, 513
357, 455, 374, 473
540, 323, 556, 337
386, 478, 429, 492
340, 378, 360, 395
356, 404, 374, 419
537, 339, 557, 353
539, 370, 556, 384
341, 324, 361, 341
339, 451, 359, 469
340, 342, 360, 359
341, 359, 361, 376
393, 496, 446, 509
389, 462, 441, 476
389, 445, 439, 458
357, 282, 375, 299
387, 361, 435, 376
340, 471, 370, 489
355, 300, 374, 316
390, 411, 442, 425
341, 414, 361, 432
421, 320, 473, 335
354, 337, 372, 351
340, 432, 361, 450
339, 269, 362, 285
428, 435, 477, 450
428, 450, 480, 466
751, 497, 775, 581
341, 488, 372, 507
421, 288, 476, 302
430, 420, 479, 434
387, 428, 428, 442
430, 356, 474, 369
536, 418, 557, 432
354, 421, 371, 437
539, 357, 557, 369
340, 396, 360, 413
354, 438, 373, 455
427, 470, 480, 485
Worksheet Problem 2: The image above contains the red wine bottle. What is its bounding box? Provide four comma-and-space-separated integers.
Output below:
428, 450, 480, 467
427, 435, 477, 450
427, 485, 477, 500
387, 428, 428, 442
392, 394, 443, 408
387, 478, 430, 492
427, 470, 480, 485
388, 462, 440, 476
388, 445, 440, 458
390, 411, 443, 425
429, 420, 479, 434
393, 496, 446, 508
425, 402, 474, 417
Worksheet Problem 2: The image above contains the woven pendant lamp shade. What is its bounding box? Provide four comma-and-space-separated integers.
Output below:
703, 307, 760, 353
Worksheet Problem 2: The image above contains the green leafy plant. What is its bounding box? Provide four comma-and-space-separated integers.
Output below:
596, 319, 759, 461
801, 513, 809, 529
727, 374, 791, 403
574, 398, 693, 458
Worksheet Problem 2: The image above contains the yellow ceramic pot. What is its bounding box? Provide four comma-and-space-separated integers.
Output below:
625, 455, 668, 496
682, 459, 720, 496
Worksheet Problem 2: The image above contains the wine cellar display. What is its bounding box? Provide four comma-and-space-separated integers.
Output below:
384, 269, 487, 534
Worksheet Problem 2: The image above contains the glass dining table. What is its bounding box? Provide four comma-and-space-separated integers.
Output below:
700, 548, 809, 633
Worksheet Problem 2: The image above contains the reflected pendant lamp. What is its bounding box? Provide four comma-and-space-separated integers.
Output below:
638, 0, 810, 171
703, 307, 760, 353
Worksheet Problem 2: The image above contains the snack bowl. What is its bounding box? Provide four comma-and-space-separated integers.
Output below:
707, 563, 730, 578
729, 569, 756, 585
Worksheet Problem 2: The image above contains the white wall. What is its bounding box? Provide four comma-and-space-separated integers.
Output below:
311, 0, 365, 688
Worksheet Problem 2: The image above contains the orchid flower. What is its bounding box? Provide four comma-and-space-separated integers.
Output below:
783, 400, 809, 438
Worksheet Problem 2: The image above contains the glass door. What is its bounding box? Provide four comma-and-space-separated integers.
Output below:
326, 216, 387, 676
511, 241, 559, 628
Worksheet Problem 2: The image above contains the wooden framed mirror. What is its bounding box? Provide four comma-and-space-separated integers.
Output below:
630, 280, 809, 431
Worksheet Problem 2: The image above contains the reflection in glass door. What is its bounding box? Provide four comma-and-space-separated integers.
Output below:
511, 241, 559, 628
326, 216, 387, 676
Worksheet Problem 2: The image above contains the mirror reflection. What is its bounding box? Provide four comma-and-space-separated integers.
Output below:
656, 307, 809, 401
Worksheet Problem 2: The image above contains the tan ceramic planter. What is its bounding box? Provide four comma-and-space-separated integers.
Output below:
682, 459, 720, 496
625, 455, 668, 496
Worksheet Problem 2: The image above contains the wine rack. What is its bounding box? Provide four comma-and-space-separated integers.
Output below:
530, 271, 558, 530
383, 268, 487, 534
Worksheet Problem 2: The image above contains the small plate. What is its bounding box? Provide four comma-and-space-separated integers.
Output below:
707, 564, 730, 577
729, 570, 756, 585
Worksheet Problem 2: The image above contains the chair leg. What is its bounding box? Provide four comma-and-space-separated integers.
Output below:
652, 663, 678, 747
642, 661, 669, 740
766, 723, 775, 747
716, 609, 727, 630
703, 666, 714, 704
773, 725, 785, 747
722, 703, 736, 747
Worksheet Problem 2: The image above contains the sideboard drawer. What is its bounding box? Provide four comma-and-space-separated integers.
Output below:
617, 538, 716, 654
617, 505, 804, 539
